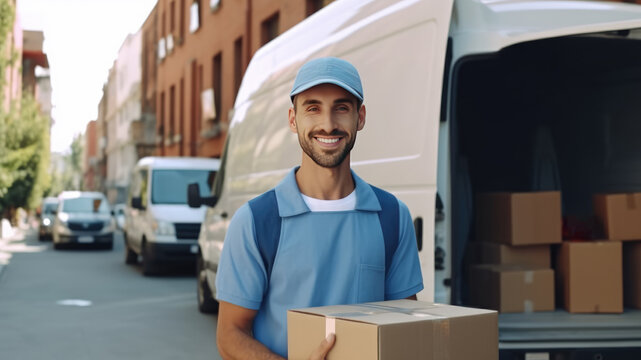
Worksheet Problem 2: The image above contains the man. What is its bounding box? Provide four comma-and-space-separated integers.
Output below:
215, 57, 423, 359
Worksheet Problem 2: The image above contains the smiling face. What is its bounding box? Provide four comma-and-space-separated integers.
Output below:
289, 83, 366, 169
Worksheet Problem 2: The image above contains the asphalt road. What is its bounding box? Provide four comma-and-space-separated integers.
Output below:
0, 226, 223, 360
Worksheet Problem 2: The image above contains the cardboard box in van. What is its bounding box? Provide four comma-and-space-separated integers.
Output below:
556, 241, 623, 313
469, 264, 555, 313
287, 300, 497, 360
623, 241, 641, 309
476, 191, 562, 246
594, 193, 641, 241
470, 241, 551, 268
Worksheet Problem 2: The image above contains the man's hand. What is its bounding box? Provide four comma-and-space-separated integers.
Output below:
309, 333, 335, 360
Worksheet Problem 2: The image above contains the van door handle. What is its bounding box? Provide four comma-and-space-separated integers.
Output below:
413, 217, 423, 251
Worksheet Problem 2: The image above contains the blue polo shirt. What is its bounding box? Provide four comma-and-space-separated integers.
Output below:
215, 168, 423, 357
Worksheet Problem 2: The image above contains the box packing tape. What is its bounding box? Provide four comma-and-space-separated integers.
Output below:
523, 271, 534, 312
325, 317, 335, 338
326, 304, 451, 359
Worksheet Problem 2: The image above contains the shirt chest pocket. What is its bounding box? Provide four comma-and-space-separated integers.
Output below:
357, 263, 385, 302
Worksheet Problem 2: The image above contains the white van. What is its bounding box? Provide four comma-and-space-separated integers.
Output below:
192, 0, 641, 356
125, 156, 220, 275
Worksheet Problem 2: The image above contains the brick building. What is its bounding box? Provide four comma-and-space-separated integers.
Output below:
83, 120, 97, 190
154, 0, 334, 158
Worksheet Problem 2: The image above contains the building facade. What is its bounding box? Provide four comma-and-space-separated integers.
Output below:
154, 0, 334, 158
105, 32, 144, 205
94, 85, 108, 194
138, 3, 158, 161
83, 120, 97, 190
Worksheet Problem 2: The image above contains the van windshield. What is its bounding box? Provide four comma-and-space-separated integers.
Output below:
151, 169, 215, 205
62, 197, 109, 213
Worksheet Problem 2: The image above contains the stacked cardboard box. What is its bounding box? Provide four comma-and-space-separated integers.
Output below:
594, 193, 641, 241
469, 191, 561, 313
476, 191, 562, 246
288, 300, 498, 360
585, 192, 641, 311
470, 264, 555, 313
556, 241, 623, 313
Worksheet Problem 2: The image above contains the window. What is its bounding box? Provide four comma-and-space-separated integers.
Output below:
151, 169, 216, 204
162, 10, 166, 36
261, 12, 279, 46
234, 37, 243, 99
198, 63, 204, 128
170, 1, 176, 32
212, 53, 222, 122
180, 78, 185, 141
160, 91, 166, 142
158, 37, 166, 60
62, 197, 109, 213
189, 0, 201, 33
179, 0, 185, 43
190, 61, 198, 155
170, 85, 176, 137
306, 0, 334, 16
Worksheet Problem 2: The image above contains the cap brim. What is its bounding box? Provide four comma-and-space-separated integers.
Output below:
290, 78, 363, 102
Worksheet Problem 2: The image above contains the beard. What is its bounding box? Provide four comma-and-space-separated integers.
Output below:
298, 129, 356, 168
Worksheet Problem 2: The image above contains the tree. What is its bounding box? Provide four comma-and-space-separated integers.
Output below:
0, 94, 51, 217
0, 0, 52, 219
62, 133, 84, 191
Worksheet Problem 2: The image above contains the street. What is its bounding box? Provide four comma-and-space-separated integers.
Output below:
0, 226, 223, 360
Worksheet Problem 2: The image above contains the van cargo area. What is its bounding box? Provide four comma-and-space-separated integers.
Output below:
450, 30, 641, 356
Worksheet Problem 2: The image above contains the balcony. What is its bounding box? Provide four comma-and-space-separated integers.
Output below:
129, 113, 156, 146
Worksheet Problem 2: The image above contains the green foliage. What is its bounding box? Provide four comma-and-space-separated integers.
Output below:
0, 94, 51, 213
0, 0, 16, 94
61, 133, 84, 191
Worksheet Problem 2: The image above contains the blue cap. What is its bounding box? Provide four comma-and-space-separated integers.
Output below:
290, 57, 363, 102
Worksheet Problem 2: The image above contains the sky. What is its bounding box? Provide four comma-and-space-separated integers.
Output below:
17, 0, 157, 153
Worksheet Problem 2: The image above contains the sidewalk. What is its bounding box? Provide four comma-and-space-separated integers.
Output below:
0, 219, 30, 279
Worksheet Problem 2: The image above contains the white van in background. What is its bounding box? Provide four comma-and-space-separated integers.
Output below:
190, 0, 641, 357
125, 156, 220, 276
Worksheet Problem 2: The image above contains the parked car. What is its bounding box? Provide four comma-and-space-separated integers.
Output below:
189, 0, 641, 358
38, 197, 59, 241
52, 191, 115, 250
113, 203, 126, 230
124, 156, 220, 276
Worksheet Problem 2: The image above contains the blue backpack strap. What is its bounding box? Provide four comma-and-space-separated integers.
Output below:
248, 189, 281, 284
371, 186, 400, 274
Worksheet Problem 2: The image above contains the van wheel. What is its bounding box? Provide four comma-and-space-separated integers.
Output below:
124, 237, 138, 265
197, 254, 219, 314
141, 241, 158, 276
